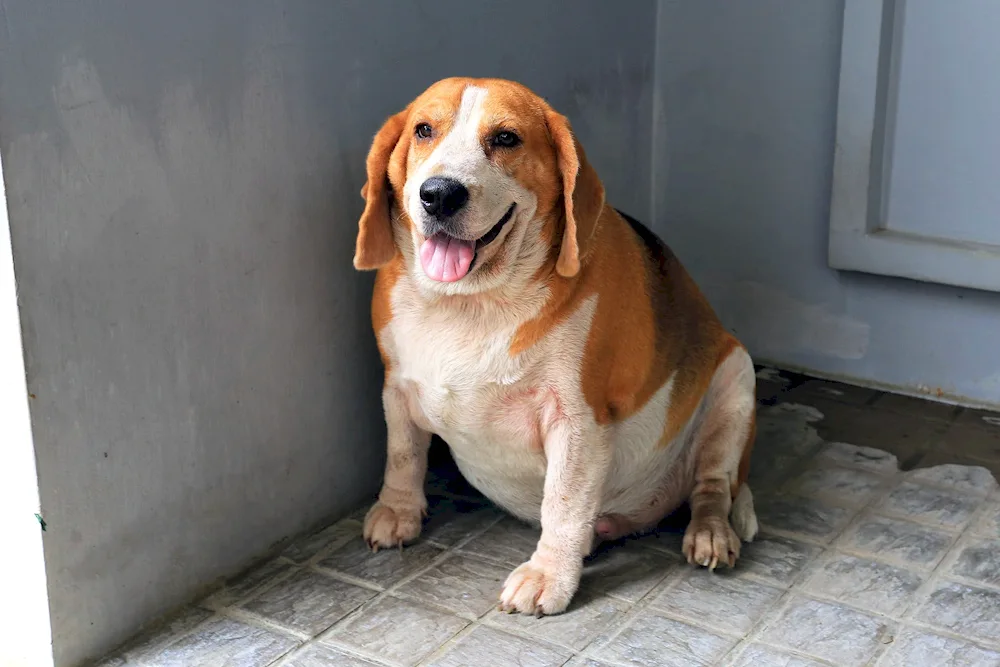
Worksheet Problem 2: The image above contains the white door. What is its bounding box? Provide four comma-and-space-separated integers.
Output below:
829, 0, 1000, 292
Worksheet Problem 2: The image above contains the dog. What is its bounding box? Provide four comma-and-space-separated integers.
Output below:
353, 77, 758, 616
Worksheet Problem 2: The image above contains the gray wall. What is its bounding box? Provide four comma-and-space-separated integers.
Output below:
0, 2, 655, 664
653, 0, 1000, 406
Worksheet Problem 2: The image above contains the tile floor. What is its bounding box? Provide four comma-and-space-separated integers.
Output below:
96, 367, 1000, 667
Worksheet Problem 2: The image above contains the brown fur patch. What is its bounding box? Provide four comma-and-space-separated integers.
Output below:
371, 257, 403, 376
513, 208, 737, 433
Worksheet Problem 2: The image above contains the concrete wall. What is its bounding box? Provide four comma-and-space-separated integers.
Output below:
653, 0, 1000, 407
0, 1, 655, 664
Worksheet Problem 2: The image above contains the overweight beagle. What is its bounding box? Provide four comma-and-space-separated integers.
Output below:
354, 78, 758, 616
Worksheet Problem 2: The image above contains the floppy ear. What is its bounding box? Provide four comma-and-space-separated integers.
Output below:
545, 110, 605, 277
354, 110, 408, 270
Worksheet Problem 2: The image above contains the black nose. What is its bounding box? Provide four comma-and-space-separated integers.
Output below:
419, 177, 469, 219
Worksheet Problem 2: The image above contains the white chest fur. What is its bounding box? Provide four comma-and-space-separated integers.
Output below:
379, 275, 690, 524
380, 277, 596, 519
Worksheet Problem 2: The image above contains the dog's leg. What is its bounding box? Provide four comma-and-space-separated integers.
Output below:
683, 347, 758, 569
363, 384, 431, 550
499, 420, 609, 615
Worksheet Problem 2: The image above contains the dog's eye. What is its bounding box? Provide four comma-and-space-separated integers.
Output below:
415, 123, 433, 139
492, 131, 521, 148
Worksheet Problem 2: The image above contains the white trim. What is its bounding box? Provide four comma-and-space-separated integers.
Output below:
828, 0, 1000, 292
0, 150, 54, 665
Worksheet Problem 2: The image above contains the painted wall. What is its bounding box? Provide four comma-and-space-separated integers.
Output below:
653, 0, 1000, 406
0, 1, 654, 664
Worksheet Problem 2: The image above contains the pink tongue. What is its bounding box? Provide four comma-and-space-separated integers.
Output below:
419, 233, 475, 282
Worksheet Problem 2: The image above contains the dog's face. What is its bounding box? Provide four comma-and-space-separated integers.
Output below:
354, 78, 605, 294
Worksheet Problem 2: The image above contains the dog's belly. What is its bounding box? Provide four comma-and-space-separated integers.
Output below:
412, 377, 697, 527
409, 382, 550, 521
447, 432, 548, 522
602, 418, 695, 524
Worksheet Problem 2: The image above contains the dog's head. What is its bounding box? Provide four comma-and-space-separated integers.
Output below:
354, 78, 605, 293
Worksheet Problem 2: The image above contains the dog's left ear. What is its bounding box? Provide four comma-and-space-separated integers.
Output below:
354, 109, 409, 270
545, 110, 605, 278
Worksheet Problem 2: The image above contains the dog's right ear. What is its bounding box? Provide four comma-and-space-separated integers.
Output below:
354, 109, 409, 270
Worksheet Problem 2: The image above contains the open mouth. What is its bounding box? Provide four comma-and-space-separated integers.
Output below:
475, 202, 517, 251
419, 203, 516, 283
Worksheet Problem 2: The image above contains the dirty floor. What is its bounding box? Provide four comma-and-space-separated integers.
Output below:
97, 367, 1000, 666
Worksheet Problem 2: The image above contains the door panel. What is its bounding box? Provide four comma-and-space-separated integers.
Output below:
829, 0, 1000, 291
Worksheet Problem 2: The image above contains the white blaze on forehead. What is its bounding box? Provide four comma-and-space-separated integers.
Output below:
454, 86, 488, 140
426, 85, 489, 181
404, 85, 494, 227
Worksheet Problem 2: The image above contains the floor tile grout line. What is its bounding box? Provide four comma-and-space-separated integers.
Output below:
125, 611, 227, 667
580, 555, 682, 605
215, 606, 313, 642
932, 525, 1000, 596
756, 454, 1000, 659
708, 588, 800, 667
966, 493, 1000, 535
710, 555, 838, 666
413, 621, 485, 667
899, 497, 997, 632
386, 586, 492, 623
197, 519, 366, 612
415, 586, 543, 666
201, 561, 302, 612
826, 541, 955, 577
573, 560, 694, 664
146, 509, 504, 667
893, 474, 999, 500
126, 587, 312, 667
271, 639, 397, 667
763, 458, 997, 528
720, 639, 842, 667
254, 510, 833, 666
716, 465, 903, 667
819, 474, 966, 581
893, 618, 1000, 653
415, 575, 615, 667
776, 458, 899, 493
836, 501, 968, 537
123, 561, 302, 667
305, 563, 391, 593
866, 507, 978, 533
299, 520, 365, 567
737, 527, 835, 550
306, 512, 506, 655
317, 635, 411, 667
418, 615, 586, 667
476, 591, 632, 655
783, 471, 916, 666
480, 572, 687, 655
691, 424, 898, 666
623, 599, 755, 643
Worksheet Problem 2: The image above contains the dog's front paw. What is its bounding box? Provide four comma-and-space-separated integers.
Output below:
683, 514, 741, 570
498, 556, 579, 616
363, 502, 423, 551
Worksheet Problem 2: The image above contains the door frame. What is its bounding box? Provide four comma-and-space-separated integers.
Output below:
828, 0, 1000, 292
